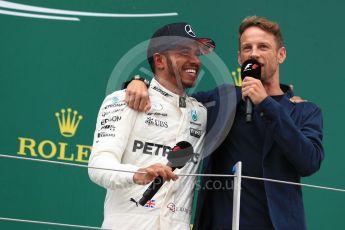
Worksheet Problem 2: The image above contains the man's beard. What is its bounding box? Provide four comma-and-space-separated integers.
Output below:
166, 55, 178, 79
165, 55, 189, 90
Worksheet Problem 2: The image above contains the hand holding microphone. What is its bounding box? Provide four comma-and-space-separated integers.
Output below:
133, 163, 178, 186
134, 141, 194, 206
241, 59, 265, 122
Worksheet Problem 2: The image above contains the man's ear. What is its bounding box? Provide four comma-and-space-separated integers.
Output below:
277, 47, 286, 64
237, 51, 242, 66
153, 53, 165, 71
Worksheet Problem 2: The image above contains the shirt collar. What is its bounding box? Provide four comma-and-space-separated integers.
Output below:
150, 78, 187, 107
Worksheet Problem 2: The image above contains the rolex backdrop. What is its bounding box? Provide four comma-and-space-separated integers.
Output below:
0, 0, 344, 229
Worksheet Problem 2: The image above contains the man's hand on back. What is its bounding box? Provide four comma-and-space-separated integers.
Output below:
125, 80, 151, 112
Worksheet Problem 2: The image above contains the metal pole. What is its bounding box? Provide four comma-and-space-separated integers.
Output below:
232, 161, 242, 230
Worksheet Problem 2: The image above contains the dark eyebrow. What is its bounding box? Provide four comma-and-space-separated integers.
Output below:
259, 41, 269, 45
175, 45, 191, 50
241, 42, 251, 47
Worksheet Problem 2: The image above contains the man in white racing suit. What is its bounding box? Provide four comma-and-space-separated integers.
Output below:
88, 22, 216, 230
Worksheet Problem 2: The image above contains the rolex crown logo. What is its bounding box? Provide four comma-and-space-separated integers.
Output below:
231, 67, 242, 86
55, 108, 83, 137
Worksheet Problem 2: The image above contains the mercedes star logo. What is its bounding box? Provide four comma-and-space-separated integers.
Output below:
185, 24, 196, 37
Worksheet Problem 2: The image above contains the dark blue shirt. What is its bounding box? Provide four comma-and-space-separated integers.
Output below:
210, 98, 279, 229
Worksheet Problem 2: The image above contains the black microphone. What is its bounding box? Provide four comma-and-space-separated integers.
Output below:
138, 141, 194, 206
241, 59, 261, 122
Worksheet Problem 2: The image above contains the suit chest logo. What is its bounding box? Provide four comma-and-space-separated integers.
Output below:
191, 109, 198, 121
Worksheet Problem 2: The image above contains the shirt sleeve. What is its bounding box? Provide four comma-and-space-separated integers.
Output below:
191, 87, 217, 105
255, 97, 324, 177
88, 91, 140, 190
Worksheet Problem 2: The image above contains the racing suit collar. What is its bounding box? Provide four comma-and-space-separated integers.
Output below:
150, 78, 187, 107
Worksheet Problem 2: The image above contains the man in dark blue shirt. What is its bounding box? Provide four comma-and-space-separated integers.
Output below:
191, 16, 324, 230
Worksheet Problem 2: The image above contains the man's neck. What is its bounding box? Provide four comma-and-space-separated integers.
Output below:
154, 75, 184, 96
260, 72, 284, 96
263, 81, 284, 96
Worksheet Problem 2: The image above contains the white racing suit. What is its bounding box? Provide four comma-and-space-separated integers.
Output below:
88, 78, 206, 230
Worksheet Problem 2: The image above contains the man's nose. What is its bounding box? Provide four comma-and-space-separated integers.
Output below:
250, 47, 259, 59
189, 53, 200, 65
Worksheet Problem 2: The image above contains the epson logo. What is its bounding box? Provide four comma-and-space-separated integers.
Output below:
101, 116, 122, 125
132, 140, 171, 157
